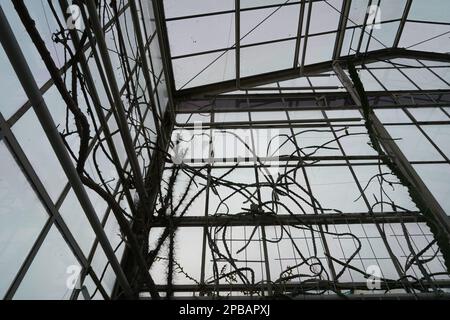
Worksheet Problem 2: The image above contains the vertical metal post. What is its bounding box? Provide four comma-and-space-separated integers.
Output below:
259, 226, 273, 295
248, 112, 272, 295
293, 0, 306, 68
200, 112, 215, 295
300, 0, 313, 72
282, 93, 340, 290
0, 5, 133, 298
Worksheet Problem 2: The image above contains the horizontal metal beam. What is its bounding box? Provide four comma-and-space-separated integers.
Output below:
174, 48, 450, 100
185, 89, 450, 101
176, 90, 450, 113
203, 90, 450, 101
142, 279, 450, 293
170, 155, 386, 164
148, 212, 424, 228
141, 292, 450, 300
176, 117, 362, 128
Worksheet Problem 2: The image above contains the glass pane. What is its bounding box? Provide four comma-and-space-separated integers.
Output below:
167, 13, 234, 57
338, 127, 378, 156
409, 0, 450, 23
432, 67, 450, 84
0, 47, 27, 120
172, 227, 203, 284
308, 0, 342, 34
13, 225, 78, 300
241, 0, 293, 9
370, 69, 416, 90
0, 1, 67, 98
386, 125, 444, 161
375, 109, 411, 124
172, 49, 236, 89
379, 0, 407, 21
399, 22, 450, 53
353, 165, 416, 212
414, 164, 450, 215
347, 0, 370, 26
59, 190, 96, 256
401, 68, 449, 90
215, 112, 248, 122
306, 166, 368, 213
304, 33, 336, 65
91, 213, 125, 294
240, 4, 299, 45
12, 109, 67, 202
294, 126, 341, 157
251, 111, 287, 121
408, 108, 449, 122
422, 125, 450, 159
242, 40, 295, 77
0, 141, 48, 298
367, 21, 400, 51
164, 0, 233, 18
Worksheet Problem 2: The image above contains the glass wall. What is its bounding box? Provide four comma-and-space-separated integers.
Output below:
147, 107, 450, 297
1, 0, 450, 300
0, 0, 169, 299
154, 58, 450, 298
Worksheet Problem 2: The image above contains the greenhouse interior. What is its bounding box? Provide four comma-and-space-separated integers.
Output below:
1, 0, 450, 301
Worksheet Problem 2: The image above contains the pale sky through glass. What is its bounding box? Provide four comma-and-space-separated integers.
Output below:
1, 0, 450, 300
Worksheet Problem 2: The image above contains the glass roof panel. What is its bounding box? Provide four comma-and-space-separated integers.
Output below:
303, 33, 336, 65
340, 27, 363, 56
173, 49, 236, 89
366, 21, 400, 50
167, 13, 235, 57
308, 0, 342, 34
241, 40, 295, 77
240, 4, 299, 45
409, 0, 450, 23
399, 22, 450, 52
162, 0, 450, 93
163, 0, 234, 18
378, 0, 407, 21
241, 0, 294, 9
346, 0, 370, 26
